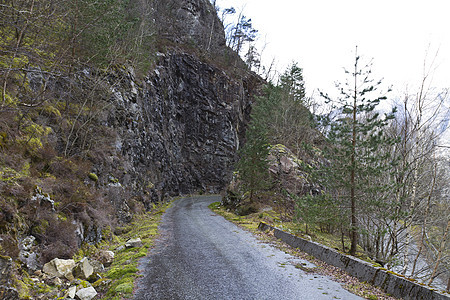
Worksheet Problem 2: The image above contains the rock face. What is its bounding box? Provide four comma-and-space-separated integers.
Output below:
83, 0, 261, 212
103, 52, 259, 207
154, 0, 227, 54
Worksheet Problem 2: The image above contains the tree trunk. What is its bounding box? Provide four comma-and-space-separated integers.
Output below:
349, 50, 358, 256
411, 162, 436, 276
428, 220, 449, 285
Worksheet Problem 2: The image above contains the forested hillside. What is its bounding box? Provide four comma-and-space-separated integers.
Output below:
0, 0, 262, 298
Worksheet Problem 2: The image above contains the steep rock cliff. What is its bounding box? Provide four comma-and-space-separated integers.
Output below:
154, 0, 227, 54
102, 52, 259, 208
0, 0, 260, 265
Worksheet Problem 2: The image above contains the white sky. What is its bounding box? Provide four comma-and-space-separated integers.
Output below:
216, 0, 450, 96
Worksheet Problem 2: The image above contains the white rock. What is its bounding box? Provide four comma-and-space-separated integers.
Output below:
19, 236, 36, 251
76, 287, 97, 300
43, 258, 75, 279
125, 238, 143, 248
19, 250, 39, 271
65, 286, 76, 299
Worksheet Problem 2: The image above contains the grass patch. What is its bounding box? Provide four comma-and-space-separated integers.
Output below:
94, 201, 171, 299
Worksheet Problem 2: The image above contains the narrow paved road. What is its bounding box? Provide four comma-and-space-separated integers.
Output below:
134, 196, 362, 300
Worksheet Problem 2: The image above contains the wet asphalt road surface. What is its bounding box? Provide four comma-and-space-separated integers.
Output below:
134, 196, 362, 300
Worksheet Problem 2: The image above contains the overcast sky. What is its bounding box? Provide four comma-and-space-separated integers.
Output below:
216, 0, 450, 97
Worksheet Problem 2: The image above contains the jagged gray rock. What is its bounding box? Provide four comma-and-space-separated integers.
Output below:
73, 258, 93, 280
65, 286, 76, 299
102, 52, 259, 211
153, 0, 227, 55
18, 236, 40, 271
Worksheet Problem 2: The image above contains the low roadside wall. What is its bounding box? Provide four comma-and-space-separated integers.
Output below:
258, 222, 449, 300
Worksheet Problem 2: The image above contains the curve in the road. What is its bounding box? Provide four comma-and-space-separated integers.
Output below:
134, 196, 362, 300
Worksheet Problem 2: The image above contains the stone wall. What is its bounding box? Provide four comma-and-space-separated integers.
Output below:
258, 222, 449, 300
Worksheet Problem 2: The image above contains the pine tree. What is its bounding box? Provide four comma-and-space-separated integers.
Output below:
236, 120, 270, 202
236, 84, 276, 202
315, 49, 396, 255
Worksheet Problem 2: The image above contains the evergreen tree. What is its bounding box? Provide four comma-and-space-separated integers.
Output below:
272, 63, 315, 156
236, 85, 275, 202
237, 120, 270, 202
279, 62, 306, 104
312, 49, 396, 255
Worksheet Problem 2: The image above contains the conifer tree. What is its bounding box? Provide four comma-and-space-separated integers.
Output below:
314, 49, 396, 255
237, 120, 270, 202
236, 85, 274, 202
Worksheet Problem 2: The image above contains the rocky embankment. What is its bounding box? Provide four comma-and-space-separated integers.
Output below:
0, 0, 262, 297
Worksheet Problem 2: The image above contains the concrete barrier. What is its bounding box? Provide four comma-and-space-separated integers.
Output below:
258, 222, 449, 300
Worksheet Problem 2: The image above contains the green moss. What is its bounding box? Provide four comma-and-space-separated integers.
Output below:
41, 104, 62, 118
88, 172, 98, 181
76, 279, 90, 289
92, 278, 112, 288
14, 279, 32, 299
0, 162, 30, 183
107, 265, 139, 280
114, 282, 133, 294
94, 202, 172, 298
36, 282, 51, 294
57, 213, 67, 221
271, 144, 288, 153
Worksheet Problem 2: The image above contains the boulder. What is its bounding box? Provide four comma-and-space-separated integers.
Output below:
125, 238, 142, 248
43, 258, 76, 280
73, 258, 93, 280
97, 250, 114, 267
75, 287, 97, 300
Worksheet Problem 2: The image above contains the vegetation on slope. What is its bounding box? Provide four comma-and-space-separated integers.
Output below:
229, 54, 449, 288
